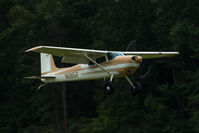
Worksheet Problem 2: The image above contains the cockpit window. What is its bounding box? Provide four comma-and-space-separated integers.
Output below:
88, 52, 123, 65
107, 52, 124, 60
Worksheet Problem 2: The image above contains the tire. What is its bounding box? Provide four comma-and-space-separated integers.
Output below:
130, 81, 142, 95
104, 81, 115, 95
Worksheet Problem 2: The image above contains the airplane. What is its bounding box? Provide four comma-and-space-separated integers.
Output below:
25, 46, 179, 95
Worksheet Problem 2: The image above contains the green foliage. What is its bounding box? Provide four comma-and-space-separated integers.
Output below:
0, 0, 198, 133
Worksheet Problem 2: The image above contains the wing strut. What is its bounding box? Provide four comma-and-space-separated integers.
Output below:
82, 53, 112, 76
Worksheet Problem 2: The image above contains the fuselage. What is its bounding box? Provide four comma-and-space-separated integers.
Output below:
42, 55, 142, 83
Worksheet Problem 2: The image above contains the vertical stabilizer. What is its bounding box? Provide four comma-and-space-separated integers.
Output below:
40, 53, 59, 75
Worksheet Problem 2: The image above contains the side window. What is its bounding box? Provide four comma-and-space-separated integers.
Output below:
96, 56, 106, 64
88, 61, 94, 65
88, 56, 106, 65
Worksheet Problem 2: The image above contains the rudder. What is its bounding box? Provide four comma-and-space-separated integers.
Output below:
40, 53, 59, 75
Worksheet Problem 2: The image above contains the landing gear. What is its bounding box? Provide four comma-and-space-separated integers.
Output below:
125, 76, 142, 95
130, 81, 142, 95
103, 75, 142, 95
37, 83, 47, 91
104, 81, 115, 95
104, 75, 114, 95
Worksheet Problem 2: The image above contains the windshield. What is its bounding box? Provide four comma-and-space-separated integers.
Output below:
107, 52, 124, 60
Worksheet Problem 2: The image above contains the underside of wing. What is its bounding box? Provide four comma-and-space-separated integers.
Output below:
25, 76, 56, 79
122, 51, 179, 59
26, 46, 108, 64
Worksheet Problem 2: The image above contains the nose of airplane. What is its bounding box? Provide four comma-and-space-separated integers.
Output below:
132, 56, 142, 63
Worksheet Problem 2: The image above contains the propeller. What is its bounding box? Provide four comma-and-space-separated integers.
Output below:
139, 65, 152, 79
126, 40, 136, 51
126, 40, 152, 79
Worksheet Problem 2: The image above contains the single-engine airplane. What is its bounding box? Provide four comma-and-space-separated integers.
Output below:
26, 46, 179, 94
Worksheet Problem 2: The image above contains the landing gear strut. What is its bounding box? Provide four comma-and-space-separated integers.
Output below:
130, 81, 142, 95
125, 76, 142, 95
37, 83, 47, 91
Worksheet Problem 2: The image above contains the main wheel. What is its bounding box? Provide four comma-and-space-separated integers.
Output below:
104, 81, 115, 95
130, 81, 142, 95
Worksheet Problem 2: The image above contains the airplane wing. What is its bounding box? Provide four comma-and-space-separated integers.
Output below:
122, 51, 179, 59
25, 76, 56, 79
26, 46, 179, 64
26, 46, 108, 64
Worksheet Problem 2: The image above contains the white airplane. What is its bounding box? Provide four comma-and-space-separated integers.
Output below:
26, 46, 179, 94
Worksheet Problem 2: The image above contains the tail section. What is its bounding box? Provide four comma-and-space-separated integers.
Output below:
40, 53, 59, 75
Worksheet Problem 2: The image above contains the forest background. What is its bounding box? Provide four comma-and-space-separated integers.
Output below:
1, 0, 199, 133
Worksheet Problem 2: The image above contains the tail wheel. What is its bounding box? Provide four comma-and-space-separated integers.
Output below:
130, 81, 142, 95
104, 81, 115, 95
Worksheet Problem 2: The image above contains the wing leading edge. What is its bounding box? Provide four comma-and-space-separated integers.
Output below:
26, 46, 179, 64
122, 51, 179, 59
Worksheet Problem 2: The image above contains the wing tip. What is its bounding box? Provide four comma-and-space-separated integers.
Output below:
25, 46, 44, 52
166, 52, 180, 58
172, 52, 180, 56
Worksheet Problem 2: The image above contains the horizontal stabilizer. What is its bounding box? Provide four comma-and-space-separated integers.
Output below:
25, 76, 56, 79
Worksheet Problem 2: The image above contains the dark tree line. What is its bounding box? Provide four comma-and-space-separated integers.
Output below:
1, 0, 199, 133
